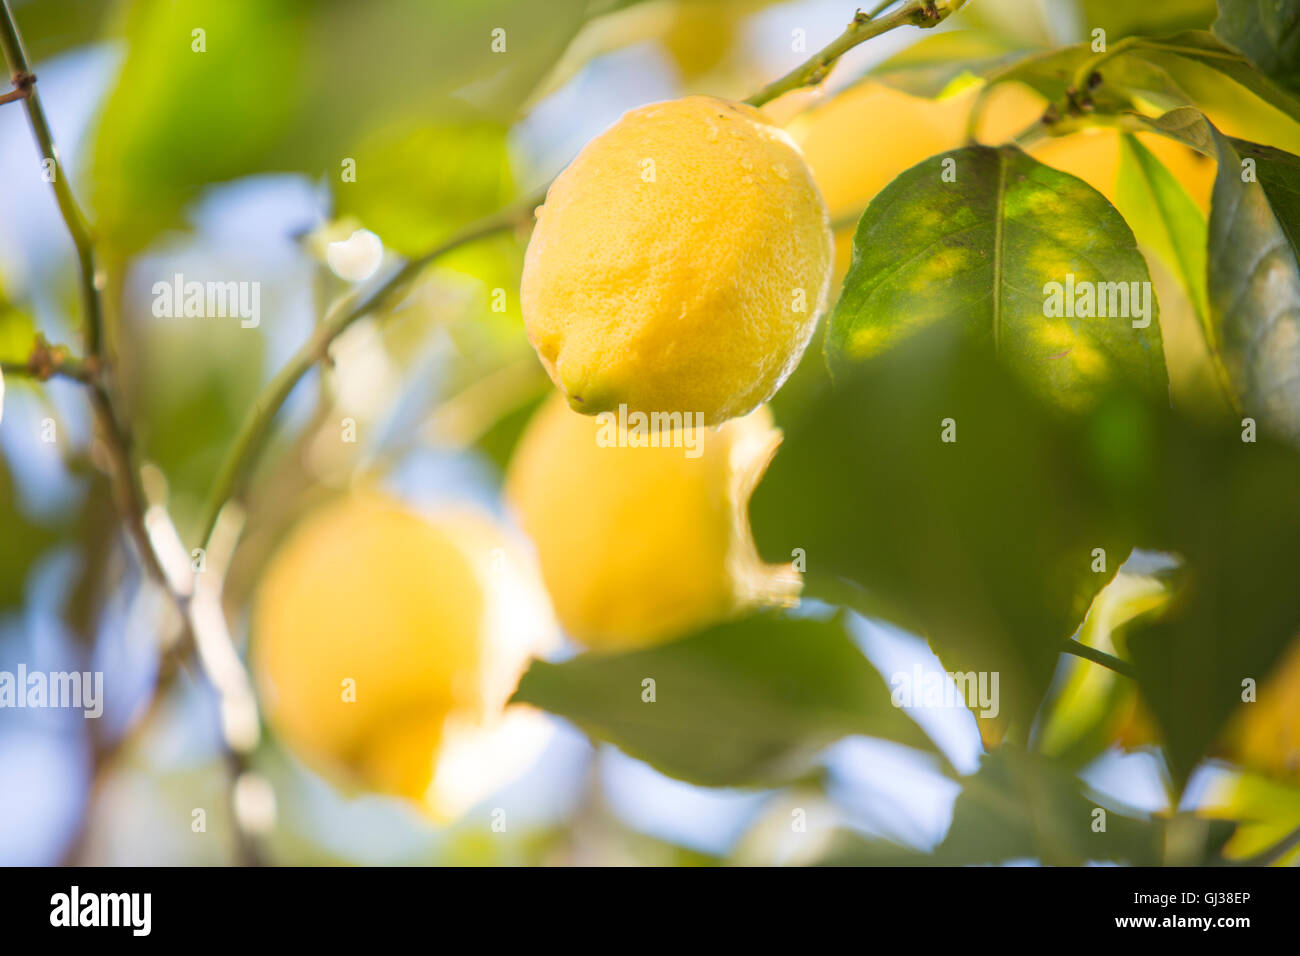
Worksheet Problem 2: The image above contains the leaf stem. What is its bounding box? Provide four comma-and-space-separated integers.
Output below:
1061, 639, 1136, 679
744, 0, 969, 108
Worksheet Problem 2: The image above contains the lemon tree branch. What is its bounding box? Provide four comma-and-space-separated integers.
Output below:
0, 0, 266, 865
743, 0, 969, 109
0, 1, 102, 354
1, 335, 99, 384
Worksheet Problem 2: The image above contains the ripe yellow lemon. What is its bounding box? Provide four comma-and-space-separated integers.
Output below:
251, 493, 558, 820
521, 95, 833, 427
505, 395, 798, 651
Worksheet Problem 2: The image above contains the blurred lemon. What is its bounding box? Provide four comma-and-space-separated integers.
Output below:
791, 82, 970, 284
793, 82, 971, 215
521, 95, 832, 426
662, 1, 749, 80
794, 81, 1215, 285
505, 395, 798, 651
252, 493, 558, 821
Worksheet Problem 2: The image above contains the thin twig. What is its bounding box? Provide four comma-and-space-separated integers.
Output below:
0, 67, 31, 104
0, 6, 101, 354
0, 0, 263, 865
1061, 639, 1136, 679
1, 335, 98, 384
744, 0, 968, 108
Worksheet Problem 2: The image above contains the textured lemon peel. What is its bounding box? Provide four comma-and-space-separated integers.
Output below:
521, 95, 833, 426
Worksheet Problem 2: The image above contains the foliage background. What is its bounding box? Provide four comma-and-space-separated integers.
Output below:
1, 0, 1298, 865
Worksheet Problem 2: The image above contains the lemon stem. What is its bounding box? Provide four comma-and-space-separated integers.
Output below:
744, 0, 970, 109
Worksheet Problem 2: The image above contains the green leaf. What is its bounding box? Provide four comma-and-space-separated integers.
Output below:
828, 145, 1168, 413
332, 120, 513, 257
757, 323, 1300, 774
756, 328, 1142, 734
7, 0, 109, 62
1060, 331, 1300, 794
867, 30, 1023, 99
936, 748, 1166, 864
984, 43, 1191, 115
822, 748, 1236, 865
1213, 0, 1300, 96
1115, 133, 1210, 321
1132, 30, 1300, 125
1080, 0, 1219, 39
511, 612, 937, 787
91, 0, 307, 251
1147, 107, 1300, 440
1208, 131, 1300, 442
1124, 421, 1300, 787
0, 298, 36, 364
91, 0, 589, 252
980, 32, 1300, 127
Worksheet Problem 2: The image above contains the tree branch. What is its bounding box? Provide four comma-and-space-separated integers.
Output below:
0, 3, 102, 354
744, 0, 969, 108
1, 335, 99, 384
0, 0, 264, 866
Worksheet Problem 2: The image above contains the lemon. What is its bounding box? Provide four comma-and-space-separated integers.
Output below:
794, 82, 970, 219
521, 95, 833, 427
794, 81, 1215, 286
251, 493, 558, 820
505, 395, 798, 651
793, 83, 971, 284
